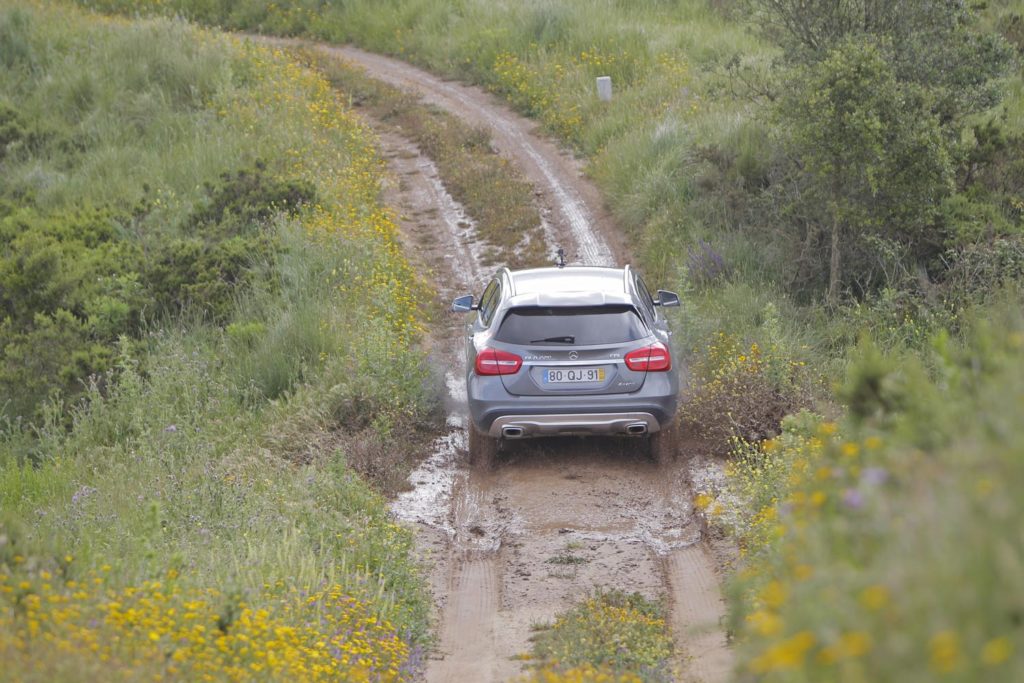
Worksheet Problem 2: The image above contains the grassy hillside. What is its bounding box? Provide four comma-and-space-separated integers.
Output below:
76, 0, 1023, 375
22, 0, 1024, 680
1, 3, 438, 680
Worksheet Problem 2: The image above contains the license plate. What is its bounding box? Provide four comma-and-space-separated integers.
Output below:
543, 367, 605, 384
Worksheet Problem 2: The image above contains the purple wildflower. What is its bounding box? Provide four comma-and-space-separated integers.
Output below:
861, 467, 889, 486
842, 488, 865, 510
71, 485, 97, 507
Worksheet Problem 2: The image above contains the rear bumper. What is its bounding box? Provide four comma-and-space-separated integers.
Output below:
468, 371, 678, 437
488, 412, 660, 437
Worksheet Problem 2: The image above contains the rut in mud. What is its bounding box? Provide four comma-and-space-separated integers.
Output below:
303, 43, 732, 683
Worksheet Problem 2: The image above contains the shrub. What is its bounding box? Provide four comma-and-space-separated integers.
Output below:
0, 103, 32, 160
682, 330, 808, 453
825, 288, 959, 353
146, 163, 313, 322
0, 311, 113, 422
144, 233, 276, 323
713, 294, 1024, 682
942, 236, 1024, 303
188, 162, 316, 232
685, 239, 729, 289
0, 206, 145, 420
527, 589, 673, 682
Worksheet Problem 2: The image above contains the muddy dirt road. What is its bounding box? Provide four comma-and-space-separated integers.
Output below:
305, 43, 732, 682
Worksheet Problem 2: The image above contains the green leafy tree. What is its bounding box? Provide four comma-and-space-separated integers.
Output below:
777, 41, 953, 303
751, 0, 1012, 120
751, 0, 1014, 302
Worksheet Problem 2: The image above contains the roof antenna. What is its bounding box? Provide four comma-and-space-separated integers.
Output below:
555, 247, 567, 269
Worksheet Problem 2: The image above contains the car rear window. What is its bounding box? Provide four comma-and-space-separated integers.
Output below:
494, 306, 648, 345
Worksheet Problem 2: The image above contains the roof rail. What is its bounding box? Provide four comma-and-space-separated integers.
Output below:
622, 264, 632, 293
499, 266, 516, 296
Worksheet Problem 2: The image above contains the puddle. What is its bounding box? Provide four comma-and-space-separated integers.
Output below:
391, 429, 461, 535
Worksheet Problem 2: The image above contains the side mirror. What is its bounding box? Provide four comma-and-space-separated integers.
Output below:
654, 290, 680, 308
451, 294, 477, 312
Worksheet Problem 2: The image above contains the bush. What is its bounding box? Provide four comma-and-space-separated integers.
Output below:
0, 207, 144, 420
713, 294, 1024, 682
942, 236, 1024, 303
681, 310, 812, 453
188, 162, 316, 232
527, 589, 674, 682
0, 102, 43, 161
0, 165, 302, 421
146, 163, 314, 322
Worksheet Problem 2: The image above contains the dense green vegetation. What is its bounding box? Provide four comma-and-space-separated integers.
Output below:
0, 167, 311, 420
12, 0, 1024, 680
717, 295, 1024, 681
75, 0, 1023, 351
1, 3, 439, 679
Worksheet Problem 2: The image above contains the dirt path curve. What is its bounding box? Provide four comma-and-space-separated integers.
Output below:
320, 45, 620, 269
296, 42, 731, 682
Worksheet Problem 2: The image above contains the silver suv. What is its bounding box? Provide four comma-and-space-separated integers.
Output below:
452, 264, 681, 467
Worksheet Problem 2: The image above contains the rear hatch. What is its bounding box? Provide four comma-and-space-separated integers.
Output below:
492, 305, 652, 396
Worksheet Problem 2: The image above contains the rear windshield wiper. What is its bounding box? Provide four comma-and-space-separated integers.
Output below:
529, 336, 575, 344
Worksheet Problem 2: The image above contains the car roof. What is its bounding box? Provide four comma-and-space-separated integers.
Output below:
509, 266, 626, 296
506, 266, 633, 308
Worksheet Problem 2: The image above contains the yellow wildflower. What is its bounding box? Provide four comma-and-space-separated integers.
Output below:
981, 637, 1012, 666
859, 585, 889, 611
930, 630, 961, 673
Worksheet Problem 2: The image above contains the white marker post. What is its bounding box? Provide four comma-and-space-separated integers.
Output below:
596, 76, 612, 102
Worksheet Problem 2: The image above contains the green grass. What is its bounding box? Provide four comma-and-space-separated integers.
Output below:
72, 0, 774, 270
525, 589, 674, 683
1, 3, 438, 679
2, 11, 242, 216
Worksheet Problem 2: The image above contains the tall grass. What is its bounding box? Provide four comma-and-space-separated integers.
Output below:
1, 3, 437, 679
2, 11, 243, 219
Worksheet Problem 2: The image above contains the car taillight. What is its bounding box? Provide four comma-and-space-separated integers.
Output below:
475, 348, 523, 376
625, 342, 671, 372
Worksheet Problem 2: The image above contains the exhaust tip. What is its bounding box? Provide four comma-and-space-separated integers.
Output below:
626, 423, 648, 435
502, 426, 525, 439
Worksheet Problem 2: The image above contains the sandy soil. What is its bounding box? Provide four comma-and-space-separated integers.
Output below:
296, 42, 733, 683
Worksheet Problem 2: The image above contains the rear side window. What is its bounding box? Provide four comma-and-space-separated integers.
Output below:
634, 275, 656, 324
494, 306, 648, 345
478, 279, 501, 326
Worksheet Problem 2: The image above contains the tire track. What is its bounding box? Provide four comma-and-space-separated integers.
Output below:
666, 547, 732, 682
430, 559, 502, 683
